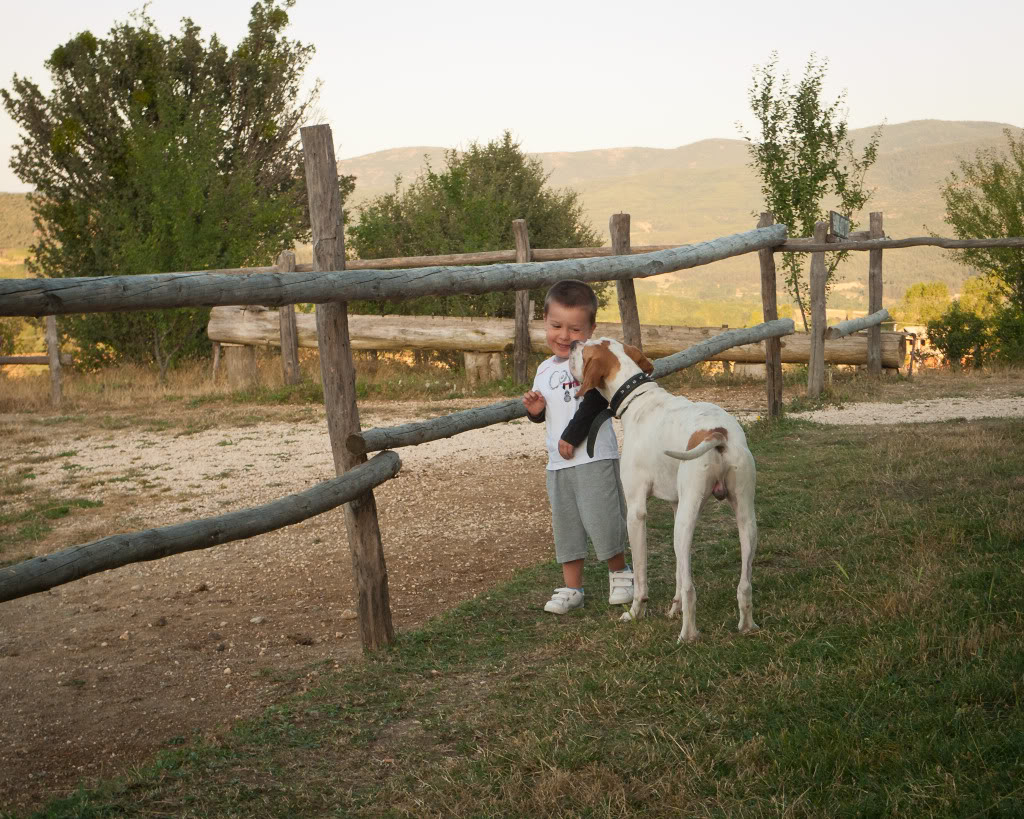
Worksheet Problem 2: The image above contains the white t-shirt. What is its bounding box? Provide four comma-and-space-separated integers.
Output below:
531, 355, 618, 471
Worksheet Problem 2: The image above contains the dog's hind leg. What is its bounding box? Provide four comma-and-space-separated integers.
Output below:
728, 452, 759, 634
673, 486, 704, 643
665, 500, 682, 619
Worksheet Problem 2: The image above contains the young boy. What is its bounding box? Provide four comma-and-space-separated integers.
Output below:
522, 279, 634, 614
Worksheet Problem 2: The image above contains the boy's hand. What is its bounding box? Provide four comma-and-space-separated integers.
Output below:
557, 439, 575, 460
522, 390, 545, 416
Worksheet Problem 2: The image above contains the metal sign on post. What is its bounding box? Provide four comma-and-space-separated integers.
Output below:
828, 211, 851, 241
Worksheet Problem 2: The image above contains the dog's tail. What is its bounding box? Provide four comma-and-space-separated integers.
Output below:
664, 427, 728, 461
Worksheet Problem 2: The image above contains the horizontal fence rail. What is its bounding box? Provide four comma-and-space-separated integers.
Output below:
0, 225, 786, 318
825, 309, 891, 341
346, 319, 795, 455
781, 236, 1024, 252
0, 451, 401, 603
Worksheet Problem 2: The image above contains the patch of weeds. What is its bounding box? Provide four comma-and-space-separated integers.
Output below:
0, 497, 103, 553
216, 439, 234, 447
56, 450, 78, 458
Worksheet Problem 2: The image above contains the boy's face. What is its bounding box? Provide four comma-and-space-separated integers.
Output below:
544, 301, 595, 359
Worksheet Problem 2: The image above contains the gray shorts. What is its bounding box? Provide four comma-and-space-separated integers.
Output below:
546, 459, 629, 564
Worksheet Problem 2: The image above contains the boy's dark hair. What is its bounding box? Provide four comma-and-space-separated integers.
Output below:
544, 279, 598, 325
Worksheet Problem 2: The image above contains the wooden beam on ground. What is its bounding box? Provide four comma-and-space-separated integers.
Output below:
0, 451, 401, 604
807, 221, 828, 399
347, 319, 796, 455
208, 306, 906, 366
867, 212, 884, 376
302, 123, 394, 651
825, 309, 891, 340
277, 250, 301, 385
0, 225, 788, 317
611, 213, 642, 350
0, 354, 72, 366
512, 219, 532, 384
757, 213, 783, 418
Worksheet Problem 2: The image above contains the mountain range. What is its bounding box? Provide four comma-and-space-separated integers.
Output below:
3, 120, 1020, 314
337, 120, 1022, 309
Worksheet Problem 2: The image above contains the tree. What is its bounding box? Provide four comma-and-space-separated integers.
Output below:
939, 128, 1024, 310
892, 282, 950, 325
926, 301, 988, 370
1, 1, 340, 376
347, 131, 604, 319
742, 53, 882, 330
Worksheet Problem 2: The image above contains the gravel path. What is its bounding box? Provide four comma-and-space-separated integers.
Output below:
791, 396, 1023, 425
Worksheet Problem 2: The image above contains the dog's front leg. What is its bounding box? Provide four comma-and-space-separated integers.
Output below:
621, 489, 649, 623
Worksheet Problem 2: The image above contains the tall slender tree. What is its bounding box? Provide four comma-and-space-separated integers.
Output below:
742, 53, 881, 330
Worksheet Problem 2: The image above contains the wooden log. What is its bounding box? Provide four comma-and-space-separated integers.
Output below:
301, 123, 394, 652
807, 221, 828, 399
464, 351, 489, 386
0, 451, 401, 603
224, 343, 259, 389
0, 354, 72, 366
0, 225, 788, 317
757, 212, 783, 418
611, 213, 642, 350
208, 306, 906, 366
825, 309, 891, 340
211, 342, 222, 381
512, 219, 532, 384
348, 319, 797, 455
779, 236, 1024, 252
277, 250, 301, 385
867, 212, 884, 376
45, 315, 61, 407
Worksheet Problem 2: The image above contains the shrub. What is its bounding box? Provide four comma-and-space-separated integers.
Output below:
989, 304, 1024, 363
926, 301, 988, 369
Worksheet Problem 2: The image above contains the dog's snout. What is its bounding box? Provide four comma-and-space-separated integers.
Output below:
569, 340, 581, 352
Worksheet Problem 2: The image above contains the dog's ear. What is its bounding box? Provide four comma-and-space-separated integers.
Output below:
623, 343, 654, 375
577, 342, 616, 396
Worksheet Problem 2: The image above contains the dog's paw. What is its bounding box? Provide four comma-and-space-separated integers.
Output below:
738, 622, 761, 635
665, 600, 681, 619
619, 601, 646, 623
676, 630, 701, 644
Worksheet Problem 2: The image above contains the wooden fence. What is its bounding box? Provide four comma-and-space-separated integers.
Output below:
3, 123, 1023, 650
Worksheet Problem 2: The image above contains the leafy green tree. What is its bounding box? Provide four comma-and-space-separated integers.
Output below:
892, 281, 950, 325
939, 128, 1024, 310
742, 53, 882, 330
926, 301, 988, 369
2, 1, 336, 376
958, 274, 1004, 320
347, 131, 604, 318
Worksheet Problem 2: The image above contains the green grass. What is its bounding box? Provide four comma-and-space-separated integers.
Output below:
0, 495, 103, 565
10, 417, 1024, 817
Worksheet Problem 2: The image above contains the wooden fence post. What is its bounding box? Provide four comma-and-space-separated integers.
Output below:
45, 315, 61, 407
300, 123, 394, 651
277, 250, 301, 386
807, 221, 828, 399
512, 219, 532, 384
610, 214, 643, 350
867, 212, 884, 375
757, 213, 783, 417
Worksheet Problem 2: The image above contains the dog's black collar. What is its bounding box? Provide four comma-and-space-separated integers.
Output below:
585, 372, 654, 457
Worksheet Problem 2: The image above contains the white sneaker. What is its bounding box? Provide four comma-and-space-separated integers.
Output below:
544, 587, 584, 614
608, 569, 634, 605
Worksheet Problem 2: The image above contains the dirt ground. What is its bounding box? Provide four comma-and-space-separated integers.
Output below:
1, 379, 1021, 812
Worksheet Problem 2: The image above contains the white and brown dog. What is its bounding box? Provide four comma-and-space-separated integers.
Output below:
569, 337, 759, 642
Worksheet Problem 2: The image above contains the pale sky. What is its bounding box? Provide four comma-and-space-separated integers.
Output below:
2, 0, 1021, 192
